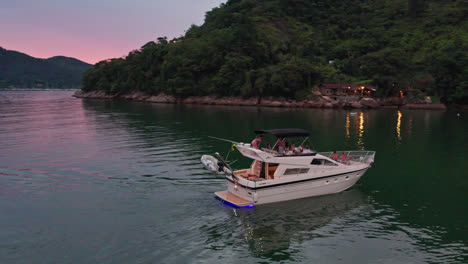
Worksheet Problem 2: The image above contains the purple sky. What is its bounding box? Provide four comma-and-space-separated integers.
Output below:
0, 0, 225, 64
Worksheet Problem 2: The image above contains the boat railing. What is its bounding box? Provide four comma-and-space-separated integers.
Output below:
261, 148, 317, 157
319, 150, 376, 164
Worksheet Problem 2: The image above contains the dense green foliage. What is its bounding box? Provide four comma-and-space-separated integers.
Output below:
83, 0, 468, 103
0, 47, 92, 88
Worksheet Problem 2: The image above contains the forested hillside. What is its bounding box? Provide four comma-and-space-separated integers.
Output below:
82, 0, 468, 103
0, 47, 92, 88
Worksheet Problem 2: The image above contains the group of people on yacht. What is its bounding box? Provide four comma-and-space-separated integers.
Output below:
251, 136, 352, 163
331, 151, 352, 164
251, 136, 314, 155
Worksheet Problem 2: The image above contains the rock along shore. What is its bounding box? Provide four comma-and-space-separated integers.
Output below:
73, 90, 447, 110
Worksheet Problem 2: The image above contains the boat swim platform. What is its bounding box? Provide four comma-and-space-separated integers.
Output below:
215, 191, 254, 207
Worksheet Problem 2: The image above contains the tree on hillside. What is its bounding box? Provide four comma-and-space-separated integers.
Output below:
408, 0, 425, 16
81, 0, 468, 103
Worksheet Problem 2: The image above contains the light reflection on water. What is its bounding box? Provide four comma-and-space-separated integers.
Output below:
397, 110, 402, 142
357, 112, 365, 150
0, 91, 467, 263
345, 112, 350, 140
344, 111, 367, 150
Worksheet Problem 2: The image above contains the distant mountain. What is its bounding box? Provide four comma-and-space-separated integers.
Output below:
0, 47, 93, 88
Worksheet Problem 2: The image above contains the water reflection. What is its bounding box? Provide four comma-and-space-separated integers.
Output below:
2, 91, 468, 263
357, 112, 365, 149
407, 116, 413, 137
345, 113, 350, 139
221, 190, 367, 260
396, 110, 402, 142
345, 111, 366, 150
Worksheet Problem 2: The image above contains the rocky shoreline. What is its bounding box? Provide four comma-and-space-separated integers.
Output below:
73, 90, 447, 110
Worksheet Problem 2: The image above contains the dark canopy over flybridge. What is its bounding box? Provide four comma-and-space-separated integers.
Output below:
254, 128, 310, 138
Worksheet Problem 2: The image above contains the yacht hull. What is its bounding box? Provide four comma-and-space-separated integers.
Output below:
223, 168, 368, 205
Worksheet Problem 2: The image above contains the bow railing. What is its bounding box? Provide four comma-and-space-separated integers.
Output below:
319, 150, 376, 164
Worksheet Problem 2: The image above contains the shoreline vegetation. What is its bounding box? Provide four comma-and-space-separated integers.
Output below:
73, 90, 449, 110
80, 0, 468, 106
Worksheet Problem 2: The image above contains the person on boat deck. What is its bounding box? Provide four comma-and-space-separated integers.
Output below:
340, 151, 351, 163
331, 151, 340, 161
278, 145, 285, 154
286, 142, 297, 155
266, 142, 271, 149
303, 147, 313, 154
277, 141, 288, 154
277, 140, 286, 154
251, 136, 264, 149
274, 137, 286, 151
293, 144, 303, 154
297, 144, 304, 153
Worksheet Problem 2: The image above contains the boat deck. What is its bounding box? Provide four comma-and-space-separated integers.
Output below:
215, 191, 253, 207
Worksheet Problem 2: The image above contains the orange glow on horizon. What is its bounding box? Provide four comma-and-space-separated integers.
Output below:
0, 41, 132, 65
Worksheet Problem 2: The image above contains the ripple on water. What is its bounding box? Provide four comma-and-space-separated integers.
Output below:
1, 91, 467, 263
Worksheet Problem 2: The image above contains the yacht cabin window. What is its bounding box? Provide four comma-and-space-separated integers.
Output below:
311, 159, 338, 166
284, 168, 309, 175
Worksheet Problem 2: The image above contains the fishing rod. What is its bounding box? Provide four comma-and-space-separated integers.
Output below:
209, 135, 241, 161
208, 136, 240, 144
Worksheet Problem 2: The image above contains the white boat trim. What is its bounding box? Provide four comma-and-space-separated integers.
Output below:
226, 167, 369, 190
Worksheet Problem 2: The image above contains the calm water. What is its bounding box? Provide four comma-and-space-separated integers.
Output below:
0, 90, 467, 263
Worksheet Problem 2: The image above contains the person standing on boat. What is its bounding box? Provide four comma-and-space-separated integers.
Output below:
273, 137, 286, 151
251, 136, 264, 149
331, 151, 340, 161
340, 151, 351, 164
303, 147, 313, 154
297, 144, 304, 153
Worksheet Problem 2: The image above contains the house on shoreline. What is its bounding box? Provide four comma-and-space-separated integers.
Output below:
318, 84, 376, 97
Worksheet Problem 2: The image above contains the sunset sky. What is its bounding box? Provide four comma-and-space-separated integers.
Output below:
0, 0, 225, 64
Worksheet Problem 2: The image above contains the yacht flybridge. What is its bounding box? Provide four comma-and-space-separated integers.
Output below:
201, 128, 375, 207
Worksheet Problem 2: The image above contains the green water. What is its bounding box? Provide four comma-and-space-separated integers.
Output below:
0, 90, 467, 263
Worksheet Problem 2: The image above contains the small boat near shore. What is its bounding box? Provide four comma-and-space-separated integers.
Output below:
202, 128, 375, 207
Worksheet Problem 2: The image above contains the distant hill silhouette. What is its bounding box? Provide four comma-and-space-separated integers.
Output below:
0, 47, 92, 88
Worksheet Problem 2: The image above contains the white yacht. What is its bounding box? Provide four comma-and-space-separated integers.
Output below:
202, 128, 375, 207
